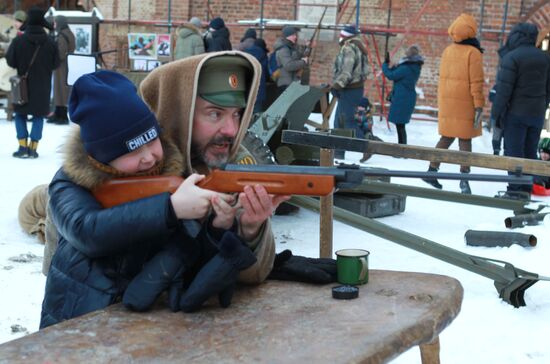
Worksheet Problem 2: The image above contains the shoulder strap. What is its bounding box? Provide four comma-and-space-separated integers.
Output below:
24, 45, 42, 78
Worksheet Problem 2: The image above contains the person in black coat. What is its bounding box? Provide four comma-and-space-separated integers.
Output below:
6, 7, 59, 159
490, 22, 550, 194
39, 70, 245, 328
204, 17, 232, 52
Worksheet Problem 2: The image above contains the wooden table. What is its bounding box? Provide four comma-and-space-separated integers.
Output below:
0, 270, 463, 364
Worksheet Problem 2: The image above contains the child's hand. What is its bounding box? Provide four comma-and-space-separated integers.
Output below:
211, 194, 238, 230
238, 185, 290, 241
170, 174, 234, 220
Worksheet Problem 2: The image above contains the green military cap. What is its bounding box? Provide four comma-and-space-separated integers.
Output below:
14, 10, 27, 23
198, 55, 252, 108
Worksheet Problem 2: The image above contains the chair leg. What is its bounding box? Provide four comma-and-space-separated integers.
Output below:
419, 336, 440, 364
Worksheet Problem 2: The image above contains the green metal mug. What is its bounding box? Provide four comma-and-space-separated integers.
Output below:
335, 249, 370, 285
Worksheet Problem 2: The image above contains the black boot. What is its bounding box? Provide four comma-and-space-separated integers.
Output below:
422, 166, 442, 189
12, 139, 28, 158
54, 106, 69, 125
179, 232, 256, 313
28, 140, 39, 159
12, 146, 29, 158
459, 180, 471, 194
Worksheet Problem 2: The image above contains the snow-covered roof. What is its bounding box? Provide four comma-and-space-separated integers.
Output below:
45, 7, 104, 21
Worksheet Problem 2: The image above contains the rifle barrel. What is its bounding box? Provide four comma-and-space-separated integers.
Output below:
222, 164, 532, 184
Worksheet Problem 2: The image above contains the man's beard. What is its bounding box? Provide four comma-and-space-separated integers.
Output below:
192, 136, 234, 169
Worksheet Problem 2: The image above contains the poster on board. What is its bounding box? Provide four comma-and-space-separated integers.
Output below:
156, 34, 171, 57
128, 33, 157, 60
69, 23, 93, 55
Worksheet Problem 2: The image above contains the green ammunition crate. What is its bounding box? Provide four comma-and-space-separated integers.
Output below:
333, 193, 406, 218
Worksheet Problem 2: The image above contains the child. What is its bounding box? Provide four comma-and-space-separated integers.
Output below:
356, 97, 383, 162
532, 137, 550, 195
40, 70, 246, 328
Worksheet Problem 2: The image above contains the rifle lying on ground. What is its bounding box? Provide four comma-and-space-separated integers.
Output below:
92, 164, 531, 208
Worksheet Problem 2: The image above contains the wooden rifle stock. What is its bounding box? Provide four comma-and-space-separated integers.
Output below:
92, 170, 336, 208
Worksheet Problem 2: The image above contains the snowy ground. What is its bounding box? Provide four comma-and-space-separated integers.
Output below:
0, 105, 549, 363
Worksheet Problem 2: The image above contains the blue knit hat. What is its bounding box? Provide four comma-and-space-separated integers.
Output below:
209, 17, 225, 30
69, 70, 161, 164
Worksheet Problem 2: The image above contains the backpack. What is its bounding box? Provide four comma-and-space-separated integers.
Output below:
268, 45, 289, 82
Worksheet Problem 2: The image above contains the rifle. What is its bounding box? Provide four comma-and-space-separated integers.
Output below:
92, 163, 532, 208
300, 6, 327, 85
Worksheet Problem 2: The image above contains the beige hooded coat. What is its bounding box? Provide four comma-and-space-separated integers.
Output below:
140, 51, 275, 284
437, 13, 485, 139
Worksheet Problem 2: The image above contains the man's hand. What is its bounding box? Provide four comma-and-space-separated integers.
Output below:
211, 194, 238, 230
474, 108, 483, 129
170, 174, 235, 220
384, 51, 390, 64
238, 185, 290, 241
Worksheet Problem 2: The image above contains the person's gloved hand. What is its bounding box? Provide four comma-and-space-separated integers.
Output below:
474, 108, 483, 129
179, 231, 257, 313
267, 249, 337, 284
384, 51, 390, 64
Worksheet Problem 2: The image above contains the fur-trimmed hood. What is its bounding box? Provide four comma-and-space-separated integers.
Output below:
140, 51, 261, 175
62, 127, 184, 190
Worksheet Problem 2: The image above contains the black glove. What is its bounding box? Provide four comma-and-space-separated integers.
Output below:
123, 242, 190, 312
474, 108, 483, 129
384, 51, 390, 64
179, 231, 257, 313
267, 250, 337, 284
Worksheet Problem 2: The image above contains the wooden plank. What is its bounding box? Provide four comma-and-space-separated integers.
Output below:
366, 140, 550, 176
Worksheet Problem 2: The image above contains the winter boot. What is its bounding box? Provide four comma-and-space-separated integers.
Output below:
459, 180, 471, 194
422, 166, 443, 189
179, 232, 257, 313
12, 139, 28, 158
28, 140, 39, 159
54, 106, 69, 125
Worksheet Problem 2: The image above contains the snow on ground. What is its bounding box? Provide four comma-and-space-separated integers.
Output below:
0, 106, 549, 363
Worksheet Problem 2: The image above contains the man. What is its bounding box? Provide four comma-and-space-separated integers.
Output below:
273, 25, 308, 95
47, 15, 75, 125
422, 13, 484, 194
6, 7, 59, 158
491, 22, 550, 196
174, 16, 205, 60
331, 25, 369, 138
204, 17, 232, 52
140, 53, 286, 256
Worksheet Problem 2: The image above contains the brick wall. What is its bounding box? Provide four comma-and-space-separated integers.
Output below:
86, 0, 550, 115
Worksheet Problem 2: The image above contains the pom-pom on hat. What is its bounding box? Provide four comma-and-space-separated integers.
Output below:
340, 25, 359, 38
209, 17, 225, 30
69, 70, 161, 164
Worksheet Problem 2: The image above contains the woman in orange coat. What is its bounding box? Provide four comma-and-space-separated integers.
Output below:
422, 13, 485, 194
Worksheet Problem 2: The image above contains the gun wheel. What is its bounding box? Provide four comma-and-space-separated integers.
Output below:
241, 131, 276, 165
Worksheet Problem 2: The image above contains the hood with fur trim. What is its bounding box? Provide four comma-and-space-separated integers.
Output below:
140, 51, 261, 176
62, 127, 184, 190
448, 13, 477, 43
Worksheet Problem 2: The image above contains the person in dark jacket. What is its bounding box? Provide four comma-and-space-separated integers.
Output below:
204, 17, 232, 52
382, 45, 423, 145
238, 29, 268, 112
6, 7, 59, 158
273, 26, 308, 95
490, 22, 550, 194
47, 15, 75, 125
39, 70, 233, 328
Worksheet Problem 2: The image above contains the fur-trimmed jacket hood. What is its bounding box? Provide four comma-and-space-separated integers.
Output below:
140, 51, 261, 176
62, 127, 184, 190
